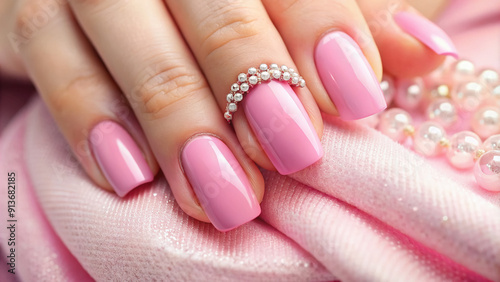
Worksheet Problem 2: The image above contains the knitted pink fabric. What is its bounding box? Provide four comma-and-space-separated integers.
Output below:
0, 1, 499, 281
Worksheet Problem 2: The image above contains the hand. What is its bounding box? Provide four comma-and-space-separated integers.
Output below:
0, 0, 456, 231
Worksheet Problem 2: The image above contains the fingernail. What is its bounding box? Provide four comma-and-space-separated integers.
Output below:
242, 80, 323, 175
394, 11, 458, 58
90, 121, 153, 197
315, 31, 387, 120
181, 135, 261, 232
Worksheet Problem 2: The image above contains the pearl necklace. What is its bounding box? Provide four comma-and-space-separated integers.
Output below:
376, 59, 500, 192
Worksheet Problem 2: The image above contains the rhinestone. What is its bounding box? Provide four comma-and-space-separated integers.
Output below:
261, 71, 270, 81
248, 67, 257, 75
288, 68, 295, 74
231, 83, 239, 92
270, 64, 279, 70
272, 70, 281, 79
234, 93, 243, 102
226, 93, 233, 102
240, 83, 249, 92
249, 76, 258, 85
282, 72, 291, 81
291, 77, 299, 84
224, 112, 232, 120
281, 65, 288, 72
299, 79, 306, 87
228, 103, 237, 112
259, 64, 268, 71
238, 73, 247, 82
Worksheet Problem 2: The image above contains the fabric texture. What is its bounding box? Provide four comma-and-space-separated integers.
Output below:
1, 0, 500, 281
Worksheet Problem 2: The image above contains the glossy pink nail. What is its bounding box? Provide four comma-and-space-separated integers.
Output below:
394, 11, 458, 58
90, 121, 153, 197
315, 31, 387, 120
181, 135, 261, 232
243, 80, 323, 175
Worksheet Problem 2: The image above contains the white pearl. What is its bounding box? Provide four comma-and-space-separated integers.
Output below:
448, 59, 475, 84
446, 131, 481, 169
272, 70, 281, 79
288, 68, 295, 74
378, 108, 412, 142
260, 72, 270, 81
380, 74, 395, 105
291, 77, 299, 84
426, 98, 458, 128
474, 150, 500, 191
259, 64, 268, 71
478, 69, 499, 89
483, 134, 500, 151
471, 106, 500, 139
270, 64, 279, 70
282, 72, 291, 81
228, 103, 237, 112
248, 67, 257, 75
299, 79, 306, 87
238, 73, 247, 83
234, 93, 243, 102
240, 83, 249, 92
451, 81, 489, 111
395, 78, 424, 110
248, 76, 258, 85
231, 83, 239, 92
281, 65, 288, 72
414, 121, 446, 157
226, 93, 233, 102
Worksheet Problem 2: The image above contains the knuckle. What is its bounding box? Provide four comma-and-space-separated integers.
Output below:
132, 63, 207, 119
200, 4, 262, 58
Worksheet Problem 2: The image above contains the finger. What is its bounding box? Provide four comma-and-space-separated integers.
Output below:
357, 0, 458, 77
166, 0, 324, 175
68, 0, 264, 231
262, 0, 387, 120
14, 0, 157, 196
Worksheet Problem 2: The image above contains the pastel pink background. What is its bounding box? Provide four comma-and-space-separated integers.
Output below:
0, 0, 499, 281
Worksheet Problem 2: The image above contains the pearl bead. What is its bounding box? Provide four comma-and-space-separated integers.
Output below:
378, 108, 413, 143
451, 81, 489, 111
471, 106, 500, 139
446, 59, 475, 84
492, 85, 500, 99
478, 69, 499, 89
260, 72, 270, 81
474, 150, 500, 191
238, 73, 247, 83
259, 64, 268, 71
426, 98, 458, 128
234, 93, 243, 102
380, 74, 395, 105
395, 78, 425, 110
446, 131, 481, 169
482, 134, 500, 151
228, 103, 237, 112
414, 121, 446, 156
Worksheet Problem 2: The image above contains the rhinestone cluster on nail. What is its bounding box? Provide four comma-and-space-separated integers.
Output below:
224, 64, 306, 122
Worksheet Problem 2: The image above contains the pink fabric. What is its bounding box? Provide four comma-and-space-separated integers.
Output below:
1, 1, 500, 281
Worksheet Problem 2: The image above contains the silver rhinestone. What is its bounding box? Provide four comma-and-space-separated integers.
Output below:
226, 93, 233, 102
288, 68, 295, 74
272, 70, 281, 79
248, 67, 257, 75
281, 65, 288, 72
282, 72, 291, 81
291, 77, 299, 84
238, 73, 247, 82
261, 71, 270, 81
231, 83, 239, 92
224, 112, 232, 120
270, 64, 279, 70
240, 83, 249, 92
234, 93, 243, 102
249, 75, 258, 85
259, 64, 268, 71
228, 103, 237, 112
299, 79, 306, 87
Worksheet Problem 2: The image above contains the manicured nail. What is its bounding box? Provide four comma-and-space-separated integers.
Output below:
242, 80, 323, 175
90, 121, 153, 197
181, 135, 261, 232
394, 11, 458, 58
315, 31, 387, 120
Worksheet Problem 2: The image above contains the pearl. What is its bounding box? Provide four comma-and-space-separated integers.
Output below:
492, 85, 500, 100
482, 134, 500, 151
234, 93, 243, 102
282, 72, 291, 81
446, 131, 481, 169
260, 72, 270, 81
272, 70, 281, 79
231, 83, 239, 92
240, 83, 249, 92
474, 150, 500, 191
291, 77, 299, 84
299, 79, 306, 87
248, 76, 258, 85
281, 65, 288, 72
426, 98, 458, 128
288, 68, 295, 74
378, 108, 413, 143
395, 78, 424, 110
226, 93, 233, 102
248, 67, 257, 75
380, 74, 395, 105
471, 106, 500, 139
478, 69, 499, 89
238, 73, 247, 83
228, 103, 237, 113
451, 81, 489, 111
259, 64, 268, 71
269, 64, 279, 70
414, 121, 446, 157
430, 85, 450, 100
447, 59, 475, 84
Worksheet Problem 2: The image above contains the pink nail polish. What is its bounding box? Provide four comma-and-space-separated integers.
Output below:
394, 11, 458, 58
242, 80, 323, 175
90, 121, 153, 197
181, 135, 261, 232
315, 31, 387, 120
